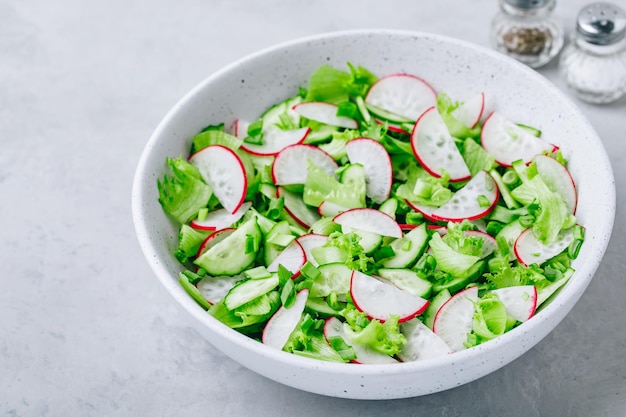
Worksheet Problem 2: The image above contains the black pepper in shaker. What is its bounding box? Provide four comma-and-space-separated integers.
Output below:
490, 0, 565, 68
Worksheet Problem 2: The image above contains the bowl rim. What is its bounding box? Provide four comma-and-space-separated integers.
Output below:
132, 28, 616, 377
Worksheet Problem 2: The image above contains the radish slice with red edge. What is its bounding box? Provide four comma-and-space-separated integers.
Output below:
433, 286, 478, 352
232, 119, 249, 139
196, 273, 245, 305
323, 317, 397, 364
411, 106, 471, 182
267, 240, 306, 275
263, 289, 309, 350
491, 285, 537, 322
450, 92, 485, 129
196, 228, 236, 258
278, 187, 321, 228
272, 144, 338, 186
365, 73, 437, 121
189, 145, 247, 214
240, 127, 310, 156
431, 170, 499, 222
345, 138, 393, 204
295, 234, 329, 267
405, 200, 438, 222
534, 154, 577, 214
350, 270, 430, 323
292, 102, 358, 129
481, 112, 556, 167
190, 202, 252, 231
333, 208, 402, 238
318, 201, 348, 217
514, 227, 576, 266
397, 319, 452, 362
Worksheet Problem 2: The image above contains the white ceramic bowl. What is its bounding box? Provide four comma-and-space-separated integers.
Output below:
132, 30, 615, 399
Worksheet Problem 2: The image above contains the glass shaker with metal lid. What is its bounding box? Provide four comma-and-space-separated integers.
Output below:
559, 2, 626, 104
490, 0, 565, 68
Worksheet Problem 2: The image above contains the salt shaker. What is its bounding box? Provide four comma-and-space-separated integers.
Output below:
490, 0, 565, 68
558, 2, 626, 104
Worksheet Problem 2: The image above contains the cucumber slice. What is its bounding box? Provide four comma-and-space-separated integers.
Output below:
224, 273, 279, 310
194, 218, 261, 275
310, 263, 352, 298
341, 225, 382, 254
377, 268, 433, 299
380, 223, 429, 268
432, 260, 486, 294
423, 289, 451, 329
305, 297, 341, 317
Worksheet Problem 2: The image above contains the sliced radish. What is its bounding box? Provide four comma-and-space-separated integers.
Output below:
292, 102, 358, 129
267, 240, 306, 275
278, 187, 321, 228
365, 74, 437, 121
196, 273, 245, 305
411, 107, 471, 182
491, 285, 537, 322
481, 112, 556, 167
514, 227, 575, 266
196, 228, 236, 258
433, 286, 478, 352
534, 154, 577, 214
232, 119, 250, 139
240, 127, 309, 156
295, 234, 329, 267
345, 138, 393, 204
272, 144, 338, 186
190, 202, 252, 231
318, 200, 348, 217
323, 317, 397, 364
333, 208, 402, 238
350, 270, 430, 323
450, 92, 485, 129
431, 170, 499, 222
189, 145, 247, 214
263, 289, 309, 350
397, 319, 452, 362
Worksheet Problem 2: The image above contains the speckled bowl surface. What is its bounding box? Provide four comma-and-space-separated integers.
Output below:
132, 30, 615, 399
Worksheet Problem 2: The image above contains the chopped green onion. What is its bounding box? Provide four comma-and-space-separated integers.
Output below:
300, 261, 321, 281
568, 239, 583, 259
502, 170, 519, 186
477, 194, 490, 208
405, 211, 423, 225
247, 119, 263, 137
355, 96, 371, 125
197, 208, 208, 222
280, 278, 296, 308
328, 335, 357, 362
267, 232, 295, 247
244, 266, 272, 280
373, 246, 395, 262
327, 292, 341, 310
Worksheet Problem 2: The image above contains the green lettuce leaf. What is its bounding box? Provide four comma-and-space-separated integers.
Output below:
175, 224, 210, 263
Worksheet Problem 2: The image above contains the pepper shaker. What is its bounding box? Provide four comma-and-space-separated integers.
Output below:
490, 0, 565, 68
558, 2, 626, 104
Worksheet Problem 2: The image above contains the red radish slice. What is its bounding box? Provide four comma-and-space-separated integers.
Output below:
431, 170, 499, 222
481, 112, 556, 167
514, 227, 575, 266
292, 102, 358, 129
365, 74, 437, 121
411, 107, 471, 182
397, 319, 452, 362
267, 240, 306, 274
333, 208, 402, 238
272, 144, 338, 186
350, 271, 430, 323
450, 92, 485, 129
240, 127, 309, 156
318, 201, 348, 217
232, 119, 249, 139
263, 289, 309, 350
491, 285, 537, 322
345, 138, 393, 204
278, 187, 321, 228
323, 317, 397, 364
433, 286, 478, 352
295, 234, 329, 267
196, 273, 245, 305
189, 145, 247, 214
534, 154, 577, 214
190, 202, 252, 231
405, 200, 438, 222
196, 228, 236, 258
